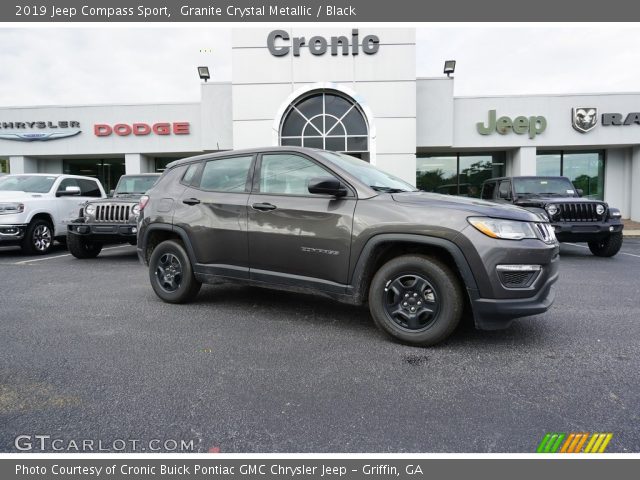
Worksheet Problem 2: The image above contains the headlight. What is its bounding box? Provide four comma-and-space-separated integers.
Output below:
85, 204, 96, 216
0, 203, 25, 215
131, 204, 140, 216
468, 217, 538, 240
596, 204, 605, 215
546, 204, 558, 216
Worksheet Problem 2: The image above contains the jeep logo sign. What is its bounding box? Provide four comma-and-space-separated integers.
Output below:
477, 110, 547, 139
267, 29, 380, 57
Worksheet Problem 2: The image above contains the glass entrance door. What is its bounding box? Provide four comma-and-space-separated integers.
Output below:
63, 158, 125, 193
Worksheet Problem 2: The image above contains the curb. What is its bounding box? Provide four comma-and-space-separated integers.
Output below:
623, 230, 640, 237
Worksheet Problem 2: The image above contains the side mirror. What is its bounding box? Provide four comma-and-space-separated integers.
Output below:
57, 185, 81, 197
498, 189, 511, 200
576, 188, 583, 197
308, 177, 348, 197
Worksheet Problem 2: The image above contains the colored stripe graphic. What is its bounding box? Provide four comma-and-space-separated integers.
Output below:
538, 433, 613, 453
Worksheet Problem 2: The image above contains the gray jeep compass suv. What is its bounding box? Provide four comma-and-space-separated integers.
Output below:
137, 147, 559, 346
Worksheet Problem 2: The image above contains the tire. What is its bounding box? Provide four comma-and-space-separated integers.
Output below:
368, 255, 464, 347
67, 233, 103, 259
588, 232, 623, 257
20, 219, 54, 255
148, 240, 201, 303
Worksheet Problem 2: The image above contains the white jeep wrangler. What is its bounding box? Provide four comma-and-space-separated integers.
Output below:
0, 174, 106, 254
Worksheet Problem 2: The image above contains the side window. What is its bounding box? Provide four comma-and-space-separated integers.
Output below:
498, 180, 512, 200
481, 182, 496, 200
181, 163, 199, 185
57, 178, 79, 193
198, 156, 253, 192
259, 153, 333, 195
77, 179, 102, 197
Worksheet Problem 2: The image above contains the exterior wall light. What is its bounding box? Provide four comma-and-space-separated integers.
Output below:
444, 60, 456, 77
198, 66, 210, 82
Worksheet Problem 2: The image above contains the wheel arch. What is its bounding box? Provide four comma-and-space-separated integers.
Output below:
348, 234, 479, 305
141, 223, 197, 265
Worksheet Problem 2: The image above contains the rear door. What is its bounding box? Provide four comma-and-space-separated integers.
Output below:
247, 152, 356, 290
173, 154, 254, 279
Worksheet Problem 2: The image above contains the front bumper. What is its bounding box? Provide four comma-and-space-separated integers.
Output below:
470, 251, 559, 330
68, 222, 138, 243
553, 220, 623, 242
0, 224, 27, 242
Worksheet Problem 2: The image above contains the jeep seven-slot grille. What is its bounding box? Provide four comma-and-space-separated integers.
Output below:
558, 203, 601, 222
95, 204, 131, 223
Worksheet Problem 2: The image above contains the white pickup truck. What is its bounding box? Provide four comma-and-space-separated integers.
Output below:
0, 174, 106, 254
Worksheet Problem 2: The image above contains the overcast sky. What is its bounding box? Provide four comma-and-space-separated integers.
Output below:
2, 26, 640, 107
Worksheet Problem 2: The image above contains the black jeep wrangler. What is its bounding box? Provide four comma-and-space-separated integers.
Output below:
67, 174, 160, 258
481, 176, 623, 257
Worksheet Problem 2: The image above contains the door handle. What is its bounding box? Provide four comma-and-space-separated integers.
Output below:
251, 202, 277, 211
182, 198, 201, 205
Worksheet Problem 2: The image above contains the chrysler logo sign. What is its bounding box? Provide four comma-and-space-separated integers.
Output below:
0, 120, 81, 142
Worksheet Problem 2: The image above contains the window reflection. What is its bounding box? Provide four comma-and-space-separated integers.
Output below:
536, 151, 604, 200
416, 153, 506, 198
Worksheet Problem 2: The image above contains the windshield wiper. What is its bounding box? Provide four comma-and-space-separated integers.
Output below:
370, 186, 413, 193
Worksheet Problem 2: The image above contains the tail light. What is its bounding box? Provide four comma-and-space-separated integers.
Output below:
139, 195, 150, 211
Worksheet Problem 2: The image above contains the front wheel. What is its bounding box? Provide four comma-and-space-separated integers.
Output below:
67, 233, 103, 259
368, 255, 464, 347
588, 232, 623, 257
21, 219, 54, 255
148, 240, 201, 303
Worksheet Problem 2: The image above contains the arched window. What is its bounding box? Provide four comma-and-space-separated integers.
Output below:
279, 91, 368, 153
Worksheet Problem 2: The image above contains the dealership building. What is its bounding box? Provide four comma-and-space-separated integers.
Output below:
1, 28, 639, 220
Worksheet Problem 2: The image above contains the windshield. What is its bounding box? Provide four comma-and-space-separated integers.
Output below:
318, 151, 417, 193
114, 175, 159, 195
0, 175, 56, 193
513, 177, 577, 197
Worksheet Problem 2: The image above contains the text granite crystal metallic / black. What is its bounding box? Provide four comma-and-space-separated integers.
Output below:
481, 176, 624, 257
136, 147, 559, 346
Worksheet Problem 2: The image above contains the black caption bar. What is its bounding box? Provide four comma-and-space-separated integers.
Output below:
2, 459, 639, 480
3, 0, 640, 22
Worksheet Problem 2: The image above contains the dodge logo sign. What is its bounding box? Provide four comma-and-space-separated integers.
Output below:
572, 107, 598, 133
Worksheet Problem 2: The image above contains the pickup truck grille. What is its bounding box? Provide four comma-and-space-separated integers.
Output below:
558, 203, 601, 222
95, 204, 132, 223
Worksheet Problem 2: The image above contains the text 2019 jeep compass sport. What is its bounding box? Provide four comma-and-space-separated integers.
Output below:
137, 147, 559, 346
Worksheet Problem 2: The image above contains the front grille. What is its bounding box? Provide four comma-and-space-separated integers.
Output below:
557, 203, 602, 222
95, 204, 131, 223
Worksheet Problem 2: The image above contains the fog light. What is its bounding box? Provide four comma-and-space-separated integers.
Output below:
610, 226, 614, 231
132, 227, 138, 234
496, 264, 541, 272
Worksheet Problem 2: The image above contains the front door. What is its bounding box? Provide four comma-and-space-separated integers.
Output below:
247, 152, 356, 290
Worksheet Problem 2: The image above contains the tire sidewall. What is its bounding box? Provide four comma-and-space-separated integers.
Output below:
588, 232, 623, 257
149, 240, 199, 303
22, 219, 54, 255
369, 256, 463, 346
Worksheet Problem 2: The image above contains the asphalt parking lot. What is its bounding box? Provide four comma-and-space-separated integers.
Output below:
0, 240, 639, 453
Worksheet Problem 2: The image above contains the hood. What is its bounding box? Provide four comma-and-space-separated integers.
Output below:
0, 190, 47, 201
515, 196, 605, 208
391, 191, 542, 222
86, 196, 139, 205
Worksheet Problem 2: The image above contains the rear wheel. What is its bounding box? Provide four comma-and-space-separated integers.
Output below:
67, 233, 103, 259
149, 240, 201, 303
368, 255, 464, 346
21, 219, 54, 255
588, 232, 623, 257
